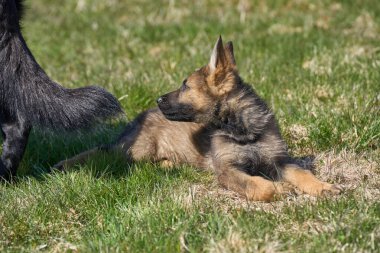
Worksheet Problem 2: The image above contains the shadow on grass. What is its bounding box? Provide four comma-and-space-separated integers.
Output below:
10, 120, 128, 180
17, 139, 195, 187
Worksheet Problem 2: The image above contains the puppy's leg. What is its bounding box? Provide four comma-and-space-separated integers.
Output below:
217, 167, 286, 202
53, 145, 113, 170
282, 164, 342, 196
0, 121, 31, 180
211, 135, 288, 201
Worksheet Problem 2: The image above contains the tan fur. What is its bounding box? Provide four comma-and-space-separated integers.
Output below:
124, 110, 209, 167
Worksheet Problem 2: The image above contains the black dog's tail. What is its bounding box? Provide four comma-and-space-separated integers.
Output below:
14, 0, 25, 21
3, 51, 124, 130
0, 0, 123, 130
14, 73, 124, 130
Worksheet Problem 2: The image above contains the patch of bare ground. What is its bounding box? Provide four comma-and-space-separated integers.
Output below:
172, 150, 379, 212
344, 12, 379, 39
302, 53, 333, 75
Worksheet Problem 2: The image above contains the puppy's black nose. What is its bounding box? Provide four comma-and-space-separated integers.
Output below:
157, 96, 166, 104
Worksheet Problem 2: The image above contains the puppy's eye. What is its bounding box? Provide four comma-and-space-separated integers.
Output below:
181, 79, 189, 91
181, 83, 188, 91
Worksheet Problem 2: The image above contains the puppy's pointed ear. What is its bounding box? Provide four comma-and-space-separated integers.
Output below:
224, 41, 236, 67
209, 36, 226, 73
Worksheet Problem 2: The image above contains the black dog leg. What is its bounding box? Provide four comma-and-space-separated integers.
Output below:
0, 121, 31, 180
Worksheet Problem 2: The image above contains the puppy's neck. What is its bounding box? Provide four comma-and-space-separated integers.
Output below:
212, 82, 274, 143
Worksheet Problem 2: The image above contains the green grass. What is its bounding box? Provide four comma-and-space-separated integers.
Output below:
1, 0, 379, 252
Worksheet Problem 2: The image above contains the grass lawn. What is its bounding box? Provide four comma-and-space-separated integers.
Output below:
1, 0, 379, 252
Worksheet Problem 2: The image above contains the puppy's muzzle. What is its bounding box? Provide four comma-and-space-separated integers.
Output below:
156, 96, 166, 105
157, 95, 170, 110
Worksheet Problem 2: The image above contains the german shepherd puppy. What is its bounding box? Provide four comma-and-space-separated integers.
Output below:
56, 37, 341, 201
0, 0, 122, 180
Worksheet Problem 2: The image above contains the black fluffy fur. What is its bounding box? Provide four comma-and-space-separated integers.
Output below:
0, 0, 123, 179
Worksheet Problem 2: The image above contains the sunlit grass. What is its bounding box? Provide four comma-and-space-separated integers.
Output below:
1, 0, 379, 252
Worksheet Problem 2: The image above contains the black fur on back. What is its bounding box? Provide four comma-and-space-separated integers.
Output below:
0, 0, 123, 130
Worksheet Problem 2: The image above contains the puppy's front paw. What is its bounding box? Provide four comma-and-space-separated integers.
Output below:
245, 180, 291, 202
321, 183, 343, 195
305, 182, 343, 196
